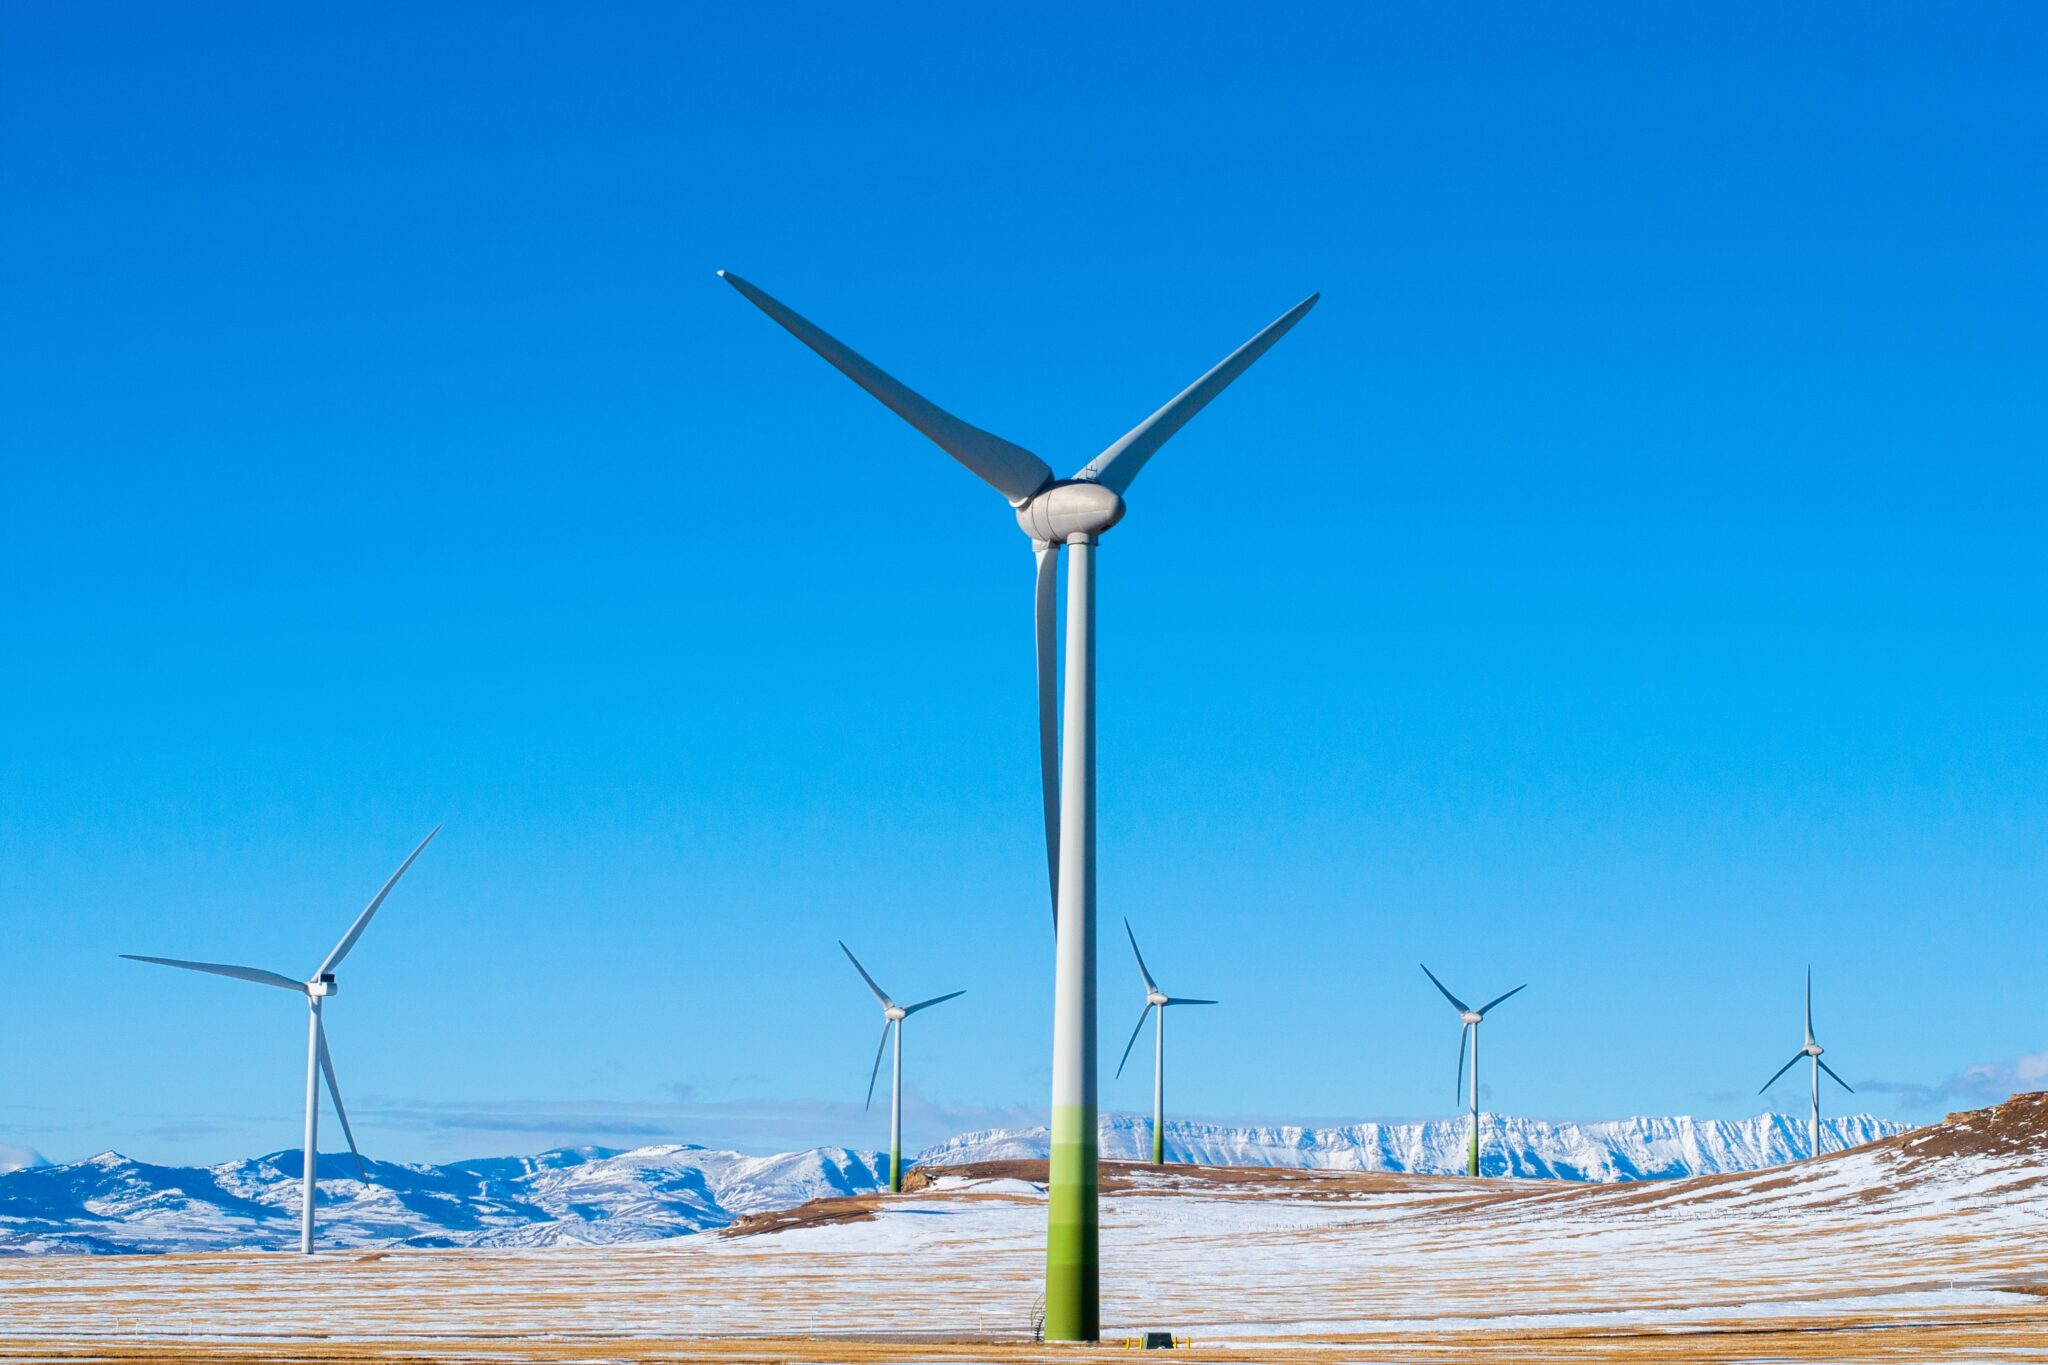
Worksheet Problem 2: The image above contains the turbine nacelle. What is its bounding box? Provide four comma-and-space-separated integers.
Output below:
1460, 1010, 1483, 1026
308, 974, 338, 998
883, 1004, 907, 1022
1146, 990, 1169, 1008
1016, 480, 1127, 545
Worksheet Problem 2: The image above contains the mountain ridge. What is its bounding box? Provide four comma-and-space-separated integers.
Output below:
0, 1110, 1906, 1255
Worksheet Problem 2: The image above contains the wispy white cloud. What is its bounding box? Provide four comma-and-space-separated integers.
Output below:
1859, 1049, 2048, 1112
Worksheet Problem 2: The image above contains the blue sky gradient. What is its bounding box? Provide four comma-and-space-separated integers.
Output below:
3, 2, 2044, 1164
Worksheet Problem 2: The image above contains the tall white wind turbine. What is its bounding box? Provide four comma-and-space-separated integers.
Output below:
1420, 964, 1525, 1178
723, 271, 1315, 1341
841, 941, 964, 1194
1758, 966, 1854, 1158
123, 827, 438, 1253
1115, 919, 1216, 1166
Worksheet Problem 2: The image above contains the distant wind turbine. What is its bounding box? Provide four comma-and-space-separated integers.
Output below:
123, 827, 439, 1253
722, 270, 1316, 1343
1421, 964, 1526, 1177
840, 941, 963, 1194
1115, 919, 1216, 1166
1759, 966, 1854, 1158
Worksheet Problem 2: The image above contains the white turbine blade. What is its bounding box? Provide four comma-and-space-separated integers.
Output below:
1817, 1057, 1855, 1094
316, 1022, 368, 1181
719, 271, 1055, 504
317, 826, 440, 978
839, 941, 897, 1009
1074, 293, 1319, 495
121, 955, 304, 992
902, 989, 965, 1016
864, 1019, 892, 1110
1455, 1023, 1469, 1106
1034, 541, 1060, 928
1164, 997, 1217, 1006
1804, 966, 1816, 1046
1758, 1050, 1805, 1094
1420, 963, 1471, 1016
1115, 1003, 1153, 1078
1476, 983, 1527, 1017
1123, 919, 1159, 994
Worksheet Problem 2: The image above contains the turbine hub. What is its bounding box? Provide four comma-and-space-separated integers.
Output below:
308, 974, 338, 998
1016, 480, 1126, 544
1148, 992, 1168, 1007
1462, 1012, 1482, 1025
885, 1006, 906, 1022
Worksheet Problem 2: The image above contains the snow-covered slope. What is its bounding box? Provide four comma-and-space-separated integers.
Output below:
0, 1110, 1904, 1255
0, 1145, 888, 1255
923, 1111, 1906, 1179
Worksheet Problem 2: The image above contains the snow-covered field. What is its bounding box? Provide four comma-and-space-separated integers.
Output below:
0, 1110, 1901, 1254
0, 1094, 2039, 1362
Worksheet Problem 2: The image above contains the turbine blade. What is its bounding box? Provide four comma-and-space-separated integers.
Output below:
902, 989, 965, 1016
1035, 541, 1060, 928
1420, 964, 1471, 1016
1476, 983, 1527, 1017
718, 271, 1054, 504
121, 955, 304, 993
838, 941, 896, 1009
1805, 966, 1815, 1046
1456, 1023, 1469, 1107
865, 1019, 892, 1110
1164, 997, 1218, 1006
1115, 1003, 1153, 1079
1123, 918, 1159, 995
316, 1022, 368, 1181
317, 826, 440, 978
1817, 1057, 1855, 1094
1074, 293, 1319, 494
1758, 1050, 1806, 1094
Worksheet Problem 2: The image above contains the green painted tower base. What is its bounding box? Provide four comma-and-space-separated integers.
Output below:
1468, 1125, 1479, 1177
889, 1143, 902, 1194
1043, 1103, 1099, 1341
1151, 1122, 1164, 1166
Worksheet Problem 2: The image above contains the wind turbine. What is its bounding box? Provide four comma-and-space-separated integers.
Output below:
841, 941, 964, 1194
122, 827, 438, 1253
1420, 964, 1525, 1177
722, 271, 1315, 1341
1759, 966, 1854, 1159
1115, 919, 1216, 1166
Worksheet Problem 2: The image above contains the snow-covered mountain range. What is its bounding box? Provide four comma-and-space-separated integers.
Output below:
0, 1111, 1905, 1255
928, 1111, 1907, 1181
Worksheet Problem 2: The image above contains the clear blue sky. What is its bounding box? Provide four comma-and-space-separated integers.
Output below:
3, 3, 2043, 1167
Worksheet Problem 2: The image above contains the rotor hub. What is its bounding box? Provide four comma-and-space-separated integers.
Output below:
1462, 1012, 1482, 1026
1148, 992, 1168, 1008
885, 1006, 906, 1022
1016, 480, 1126, 544
308, 974, 338, 998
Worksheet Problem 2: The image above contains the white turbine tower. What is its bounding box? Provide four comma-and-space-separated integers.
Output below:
1420, 964, 1525, 1178
1115, 919, 1216, 1166
723, 271, 1315, 1341
1759, 966, 1854, 1158
841, 942, 964, 1195
123, 827, 438, 1253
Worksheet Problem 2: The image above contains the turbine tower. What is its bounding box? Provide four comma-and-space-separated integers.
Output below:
1420, 964, 1525, 1177
1758, 966, 1854, 1158
723, 271, 1316, 1340
1115, 919, 1216, 1166
841, 942, 964, 1194
123, 827, 438, 1253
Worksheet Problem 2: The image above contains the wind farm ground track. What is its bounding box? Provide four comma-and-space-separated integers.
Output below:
3, 1095, 2045, 1364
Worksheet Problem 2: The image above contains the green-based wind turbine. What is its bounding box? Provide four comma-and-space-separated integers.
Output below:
1421, 964, 1525, 1177
1758, 966, 1854, 1159
1115, 919, 1216, 1166
723, 271, 1316, 1340
841, 941, 963, 1193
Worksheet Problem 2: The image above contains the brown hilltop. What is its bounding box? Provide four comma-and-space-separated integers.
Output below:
1883, 1087, 2048, 1162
